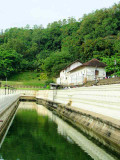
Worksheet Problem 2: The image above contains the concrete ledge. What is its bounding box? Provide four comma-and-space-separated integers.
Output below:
0, 99, 20, 143
37, 98, 120, 156
20, 96, 36, 102
36, 84, 120, 120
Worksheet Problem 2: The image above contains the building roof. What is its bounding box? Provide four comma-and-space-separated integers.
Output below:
60, 60, 82, 72
82, 59, 106, 67
70, 59, 106, 72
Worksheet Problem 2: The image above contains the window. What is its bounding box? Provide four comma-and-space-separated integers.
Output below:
95, 70, 99, 75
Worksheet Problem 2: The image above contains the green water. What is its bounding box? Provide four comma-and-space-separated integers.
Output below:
0, 102, 116, 160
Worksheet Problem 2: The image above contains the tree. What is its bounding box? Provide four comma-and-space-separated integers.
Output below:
0, 49, 22, 78
0, 3, 120, 77
43, 51, 72, 76
102, 54, 120, 76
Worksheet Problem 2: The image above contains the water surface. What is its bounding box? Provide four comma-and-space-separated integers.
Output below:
0, 102, 116, 160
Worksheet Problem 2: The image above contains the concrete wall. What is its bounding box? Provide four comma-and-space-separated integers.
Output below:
0, 94, 20, 113
0, 94, 20, 145
0, 85, 119, 154
34, 103, 117, 160
36, 84, 120, 121
36, 84, 120, 155
17, 90, 37, 96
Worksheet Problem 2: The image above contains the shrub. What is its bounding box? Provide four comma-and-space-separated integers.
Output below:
45, 79, 54, 86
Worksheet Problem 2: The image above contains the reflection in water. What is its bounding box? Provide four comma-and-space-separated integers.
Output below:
35, 103, 116, 160
0, 102, 117, 160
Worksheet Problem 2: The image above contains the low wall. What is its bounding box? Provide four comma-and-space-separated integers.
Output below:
36, 84, 120, 121
0, 94, 20, 145
36, 84, 120, 155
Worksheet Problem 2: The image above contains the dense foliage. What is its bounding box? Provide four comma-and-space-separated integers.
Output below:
0, 3, 120, 78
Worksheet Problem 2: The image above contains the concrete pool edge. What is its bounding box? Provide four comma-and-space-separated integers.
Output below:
0, 95, 120, 158
0, 98, 20, 148
36, 98, 120, 156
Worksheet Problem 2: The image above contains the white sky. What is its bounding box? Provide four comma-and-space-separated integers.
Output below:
0, 0, 120, 30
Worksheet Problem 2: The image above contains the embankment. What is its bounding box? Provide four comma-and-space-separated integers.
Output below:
0, 94, 20, 146
36, 84, 120, 155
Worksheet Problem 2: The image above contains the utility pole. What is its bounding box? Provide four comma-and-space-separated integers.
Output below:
8, 86, 10, 94
5, 85, 7, 95
114, 60, 117, 77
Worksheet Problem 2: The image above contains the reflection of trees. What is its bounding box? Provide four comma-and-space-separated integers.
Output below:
0, 109, 92, 160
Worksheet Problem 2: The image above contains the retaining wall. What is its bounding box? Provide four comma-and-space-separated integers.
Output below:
0, 94, 20, 144
36, 84, 120, 155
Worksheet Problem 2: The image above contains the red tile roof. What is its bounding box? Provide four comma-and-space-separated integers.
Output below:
82, 59, 106, 67
70, 59, 106, 72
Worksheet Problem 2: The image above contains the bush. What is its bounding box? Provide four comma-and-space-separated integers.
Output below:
40, 73, 48, 80
45, 79, 54, 86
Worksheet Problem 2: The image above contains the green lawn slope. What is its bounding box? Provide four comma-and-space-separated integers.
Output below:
1, 72, 54, 90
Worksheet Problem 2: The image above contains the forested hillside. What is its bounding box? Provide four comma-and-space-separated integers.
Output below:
0, 3, 120, 79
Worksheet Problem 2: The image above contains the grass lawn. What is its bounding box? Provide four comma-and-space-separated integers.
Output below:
9, 72, 41, 82
0, 72, 54, 89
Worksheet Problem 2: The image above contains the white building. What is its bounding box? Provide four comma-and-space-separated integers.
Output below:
56, 59, 106, 85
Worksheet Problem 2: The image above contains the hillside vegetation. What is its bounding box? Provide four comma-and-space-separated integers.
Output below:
0, 3, 120, 80
1, 72, 54, 89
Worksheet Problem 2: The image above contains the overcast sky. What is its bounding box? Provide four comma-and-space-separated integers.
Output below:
0, 0, 120, 30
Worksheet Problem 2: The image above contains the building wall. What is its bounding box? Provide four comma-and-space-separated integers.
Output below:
68, 67, 86, 85
56, 78, 60, 84
59, 62, 82, 85
58, 67, 106, 85
65, 62, 82, 73
57, 61, 106, 85
71, 67, 106, 85
86, 67, 106, 81
69, 62, 82, 71
59, 70, 66, 84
